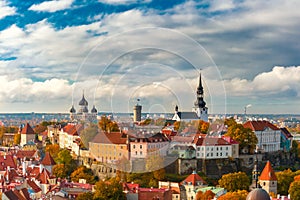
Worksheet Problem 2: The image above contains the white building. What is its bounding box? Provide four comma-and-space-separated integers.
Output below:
243, 120, 281, 153
58, 123, 83, 151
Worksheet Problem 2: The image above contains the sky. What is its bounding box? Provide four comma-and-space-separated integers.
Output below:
0, 0, 299, 114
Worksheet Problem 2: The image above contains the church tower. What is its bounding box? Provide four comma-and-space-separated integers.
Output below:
259, 161, 277, 195
193, 73, 208, 121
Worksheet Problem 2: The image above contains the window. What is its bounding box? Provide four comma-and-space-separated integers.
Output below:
140, 145, 142, 149
140, 151, 142, 155
216, 147, 218, 151
211, 153, 213, 156
135, 151, 137, 155
216, 152, 218, 156
226, 147, 228, 150
133, 145, 136, 149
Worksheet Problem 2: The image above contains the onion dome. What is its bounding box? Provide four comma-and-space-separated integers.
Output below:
82, 106, 88, 113
246, 188, 270, 200
70, 105, 76, 113
91, 105, 97, 113
79, 93, 88, 106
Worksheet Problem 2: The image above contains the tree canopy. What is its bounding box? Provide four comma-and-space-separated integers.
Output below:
45, 144, 60, 160
93, 178, 125, 200
289, 180, 300, 200
98, 115, 119, 133
224, 118, 257, 153
70, 166, 96, 184
218, 190, 248, 200
218, 172, 250, 192
196, 190, 215, 200
276, 169, 300, 195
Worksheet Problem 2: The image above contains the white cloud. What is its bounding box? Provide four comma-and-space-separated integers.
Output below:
98, 0, 151, 5
28, 0, 74, 12
208, 0, 235, 12
0, 0, 16, 19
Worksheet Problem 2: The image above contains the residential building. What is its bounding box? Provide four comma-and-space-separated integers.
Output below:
58, 123, 83, 150
180, 171, 207, 200
89, 131, 129, 164
243, 120, 281, 153
280, 128, 293, 151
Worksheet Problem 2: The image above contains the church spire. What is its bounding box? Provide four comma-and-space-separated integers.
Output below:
194, 73, 206, 108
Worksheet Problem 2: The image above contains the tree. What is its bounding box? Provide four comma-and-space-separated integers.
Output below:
276, 169, 296, 195
93, 178, 125, 200
70, 166, 95, 184
289, 180, 300, 200
196, 190, 215, 200
55, 149, 76, 176
80, 124, 98, 148
191, 120, 210, 134
53, 164, 67, 178
218, 172, 250, 192
173, 121, 186, 133
76, 192, 94, 200
45, 144, 60, 160
98, 115, 119, 133
13, 133, 21, 145
218, 190, 248, 200
225, 121, 257, 153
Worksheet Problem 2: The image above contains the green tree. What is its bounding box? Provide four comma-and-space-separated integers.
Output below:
289, 180, 300, 200
80, 124, 98, 148
76, 192, 94, 200
13, 133, 21, 145
218, 172, 250, 192
276, 169, 295, 195
225, 122, 257, 153
70, 166, 95, 184
55, 149, 76, 176
53, 164, 67, 178
94, 178, 125, 200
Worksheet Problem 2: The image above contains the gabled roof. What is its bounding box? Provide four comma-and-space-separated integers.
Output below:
27, 179, 42, 193
21, 123, 35, 134
62, 124, 83, 136
3, 190, 19, 200
12, 190, 27, 200
176, 112, 199, 120
41, 152, 56, 166
181, 171, 206, 186
280, 127, 293, 139
5, 168, 19, 182
0, 155, 17, 170
20, 188, 31, 200
259, 161, 277, 181
243, 120, 280, 131
130, 133, 169, 143
36, 168, 54, 184
16, 150, 38, 160
91, 131, 127, 145
172, 136, 194, 143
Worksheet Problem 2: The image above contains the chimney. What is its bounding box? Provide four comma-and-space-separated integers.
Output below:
39, 164, 43, 173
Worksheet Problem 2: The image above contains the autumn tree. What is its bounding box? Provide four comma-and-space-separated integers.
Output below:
45, 144, 60, 160
55, 149, 76, 176
145, 152, 165, 187
173, 121, 187, 133
276, 169, 297, 195
93, 178, 125, 200
289, 180, 300, 200
13, 133, 21, 145
98, 115, 119, 133
196, 190, 215, 200
76, 192, 94, 200
218, 172, 250, 192
191, 120, 210, 134
218, 190, 248, 200
70, 166, 95, 184
53, 164, 67, 178
224, 120, 257, 153
80, 124, 98, 148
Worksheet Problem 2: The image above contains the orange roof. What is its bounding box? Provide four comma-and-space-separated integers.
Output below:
259, 161, 277, 181
41, 152, 56, 166
27, 179, 42, 193
243, 120, 280, 131
0, 155, 17, 170
92, 131, 128, 144
181, 171, 206, 186
63, 124, 83, 136
21, 123, 35, 134
16, 150, 37, 159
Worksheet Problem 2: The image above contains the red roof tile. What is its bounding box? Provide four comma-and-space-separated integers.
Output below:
0, 155, 17, 170
193, 137, 231, 146
63, 124, 83, 136
41, 152, 56, 166
243, 120, 280, 131
91, 131, 128, 144
20, 188, 30, 200
21, 123, 35, 134
181, 171, 206, 186
16, 150, 37, 160
259, 161, 277, 181
12, 190, 27, 200
27, 179, 42, 193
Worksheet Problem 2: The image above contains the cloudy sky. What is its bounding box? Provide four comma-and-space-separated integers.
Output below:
0, 0, 299, 114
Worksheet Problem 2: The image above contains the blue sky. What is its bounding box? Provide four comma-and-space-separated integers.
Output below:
0, 0, 299, 114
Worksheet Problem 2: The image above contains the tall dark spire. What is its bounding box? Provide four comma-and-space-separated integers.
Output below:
194, 73, 206, 108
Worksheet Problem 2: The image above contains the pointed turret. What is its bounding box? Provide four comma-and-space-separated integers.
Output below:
91, 105, 97, 113
70, 105, 76, 113
79, 92, 88, 106
193, 73, 208, 121
259, 161, 277, 195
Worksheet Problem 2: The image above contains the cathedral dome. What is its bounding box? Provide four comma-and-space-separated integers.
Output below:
246, 188, 270, 200
79, 94, 88, 106
91, 105, 97, 113
70, 105, 76, 113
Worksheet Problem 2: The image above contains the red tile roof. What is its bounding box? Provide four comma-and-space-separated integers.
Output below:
63, 124, 83, 136
222, 136, 239, 144
91, 131, 128, 144
27, 179, 42, 193
36, 168, 54, 184
12, 190, 27, 200
20, 188, 30, 200
0, 155, 17, 170
3, 190, 19, 200
193, 137, 231, 146
243, 120, 280, 131
21, 123, 35, 134
41, 152, 56, 166
259, 161, 277, 181
181, 171, 206, 186
16, 150, 37, 160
